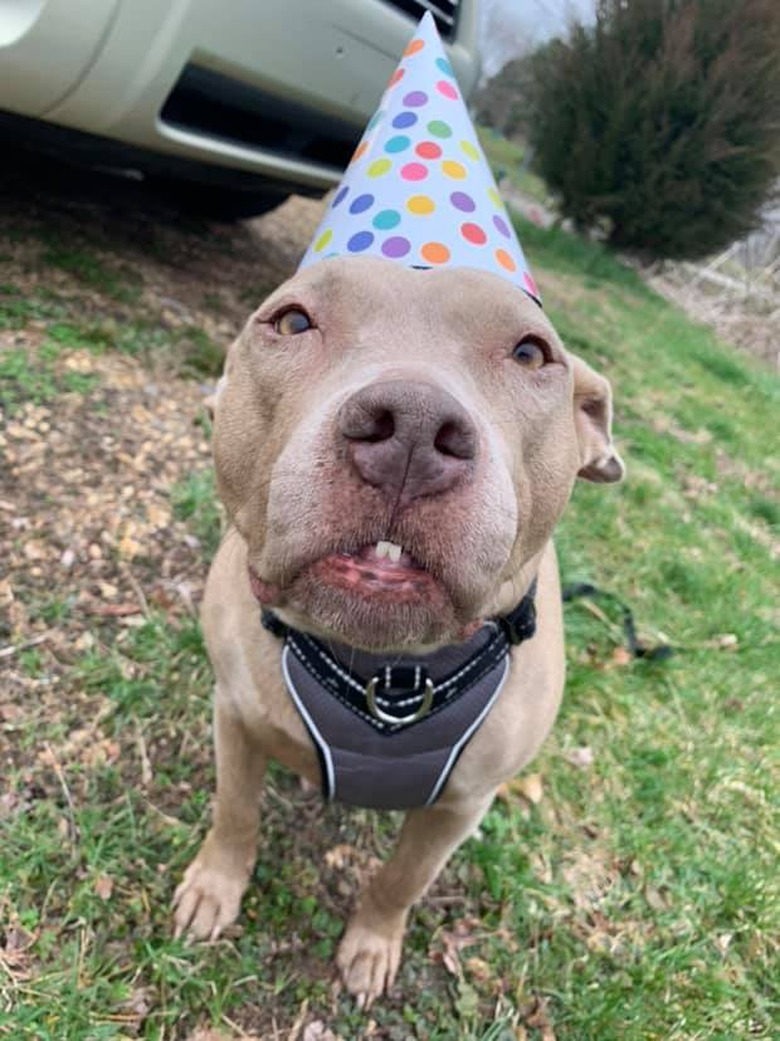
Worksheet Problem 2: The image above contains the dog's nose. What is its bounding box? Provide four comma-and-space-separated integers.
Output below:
338, 380, 477, 503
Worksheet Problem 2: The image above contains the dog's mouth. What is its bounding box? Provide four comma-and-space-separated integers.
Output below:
248, 540, 440, 606
310, 541, 437, 600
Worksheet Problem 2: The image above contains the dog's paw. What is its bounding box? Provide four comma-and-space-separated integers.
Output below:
173, 850, 249, 942
336, 908, 405, 1007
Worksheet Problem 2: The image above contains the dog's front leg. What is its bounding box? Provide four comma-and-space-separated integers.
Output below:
337, 793, 494, 1005
174, 698, 266, 940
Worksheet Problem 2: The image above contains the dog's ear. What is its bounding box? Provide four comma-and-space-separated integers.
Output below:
571, 355, 625, 483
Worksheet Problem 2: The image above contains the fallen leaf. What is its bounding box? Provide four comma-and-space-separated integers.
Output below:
94, 874, 114, 900
706, 633, 739, 650
85, 602, 143, 617
302, 1022, 339, 1041
564, 746, 594, 769
610, 646, 633, 667
516, 772, 544, 805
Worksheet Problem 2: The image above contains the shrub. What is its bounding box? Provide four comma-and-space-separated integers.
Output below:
527, 0, 780, 259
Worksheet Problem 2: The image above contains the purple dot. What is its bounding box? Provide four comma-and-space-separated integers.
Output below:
382, 236, 411, 258
349, 193, 375, 215
450, 191, 476, 213
403, 90, 428, 107
332, 186, 349, 208
347, 231, 374, 253
493, 214, 511, 238
392, 111, 418, 129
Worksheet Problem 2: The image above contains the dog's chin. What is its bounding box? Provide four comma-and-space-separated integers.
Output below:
278, 549, 467, 651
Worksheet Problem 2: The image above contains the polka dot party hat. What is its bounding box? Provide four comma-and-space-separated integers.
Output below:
298, 11, 540, 305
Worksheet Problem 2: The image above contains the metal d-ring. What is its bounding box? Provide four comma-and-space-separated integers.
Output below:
365, 676, 434, 726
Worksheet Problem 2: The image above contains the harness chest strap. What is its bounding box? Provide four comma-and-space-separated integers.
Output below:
263, 583, 537, 811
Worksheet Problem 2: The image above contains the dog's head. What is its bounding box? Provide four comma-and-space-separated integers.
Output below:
212, 257, 623, 650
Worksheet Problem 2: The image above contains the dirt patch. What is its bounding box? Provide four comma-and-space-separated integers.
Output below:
1, 157, 325, 770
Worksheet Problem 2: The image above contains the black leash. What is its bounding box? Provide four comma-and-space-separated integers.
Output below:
562, 582, 673, 661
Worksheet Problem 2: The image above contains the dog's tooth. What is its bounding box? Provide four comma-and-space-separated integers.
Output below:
375, 541, 390, 559
387, 542, 402, 563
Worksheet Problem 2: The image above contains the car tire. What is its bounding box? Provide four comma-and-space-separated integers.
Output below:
149, 176, 289, 220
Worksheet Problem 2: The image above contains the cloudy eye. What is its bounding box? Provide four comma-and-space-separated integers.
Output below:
274, 308, 312, 336
512, 337, 548, 370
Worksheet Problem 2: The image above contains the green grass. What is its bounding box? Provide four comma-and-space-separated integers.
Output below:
0, 340, 99, 412
2, 213, 778, 1039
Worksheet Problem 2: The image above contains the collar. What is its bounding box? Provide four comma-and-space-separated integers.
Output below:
261, 580, 537, 733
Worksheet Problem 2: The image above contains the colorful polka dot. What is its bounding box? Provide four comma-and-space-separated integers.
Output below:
442, 160, 466, 180
332, 186, 349, 208
388, 68, 405, 88
460, 140, 480, 160
427, 119, 452, 138
404, 38, 425, 57
407, 195, 435, 215
450, 191, 475, 212
367, 158, 392, 177
349, 194, 374, 215
436, 57, 454, 77
524, 272, 540, 298
403, 90, 428, 107
401, 162, 428, 181
348, 231, 374, 253
314, 228, 333, 252
350, 141, 368, 165
415, 141, 442, 159
367, 110, 383, 132
493, 214, 511, 238
393, 111, 418, 129
385, 135, 411, 153
436, 80, 459, 101
373, 209, 401, 230
488, 187, 503, 206
382, 236, 411, 258
495, 249, 517, 273
461, 222, 487, 246
421, 242, 450, 265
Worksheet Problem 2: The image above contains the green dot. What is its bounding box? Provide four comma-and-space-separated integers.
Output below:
427, 119, 452, 139
373, 209, 401, 230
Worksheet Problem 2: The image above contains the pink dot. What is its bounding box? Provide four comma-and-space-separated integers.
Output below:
401, 162, 428, 182
436, 80, 459, 100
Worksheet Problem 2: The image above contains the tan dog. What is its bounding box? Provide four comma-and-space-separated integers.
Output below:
173, 256, 623, 1004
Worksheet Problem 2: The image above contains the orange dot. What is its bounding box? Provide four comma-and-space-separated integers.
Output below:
495, 249, 517, 272
421, 242, 451, 265
350, 140, 368, 165
404, 38, 425, 57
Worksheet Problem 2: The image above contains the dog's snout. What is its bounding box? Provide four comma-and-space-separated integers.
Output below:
338, 380, 477, 503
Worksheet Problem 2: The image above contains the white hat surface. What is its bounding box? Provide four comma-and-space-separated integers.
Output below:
298, 12, 540, 304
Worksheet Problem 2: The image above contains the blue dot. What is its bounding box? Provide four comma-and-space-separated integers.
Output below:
349, 193, 375, 215
436, 57, 454, 77
392, 111, 418, 129
373, 209, 401, 230
367, 109, 383, 132
385, 135, 411, 154
347, 231, 375, 253
332, 186, 349, 208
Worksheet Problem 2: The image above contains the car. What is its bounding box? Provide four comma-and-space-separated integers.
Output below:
0, 0, 480, 217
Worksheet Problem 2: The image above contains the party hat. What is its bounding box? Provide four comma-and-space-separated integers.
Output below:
298, 12, 540, 304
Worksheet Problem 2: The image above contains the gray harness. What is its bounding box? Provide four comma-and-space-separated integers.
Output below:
263, 586, 536, 811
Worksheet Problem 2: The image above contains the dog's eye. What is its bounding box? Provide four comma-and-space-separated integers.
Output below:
512, 338, 548, 370
274, 308, 312, 336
